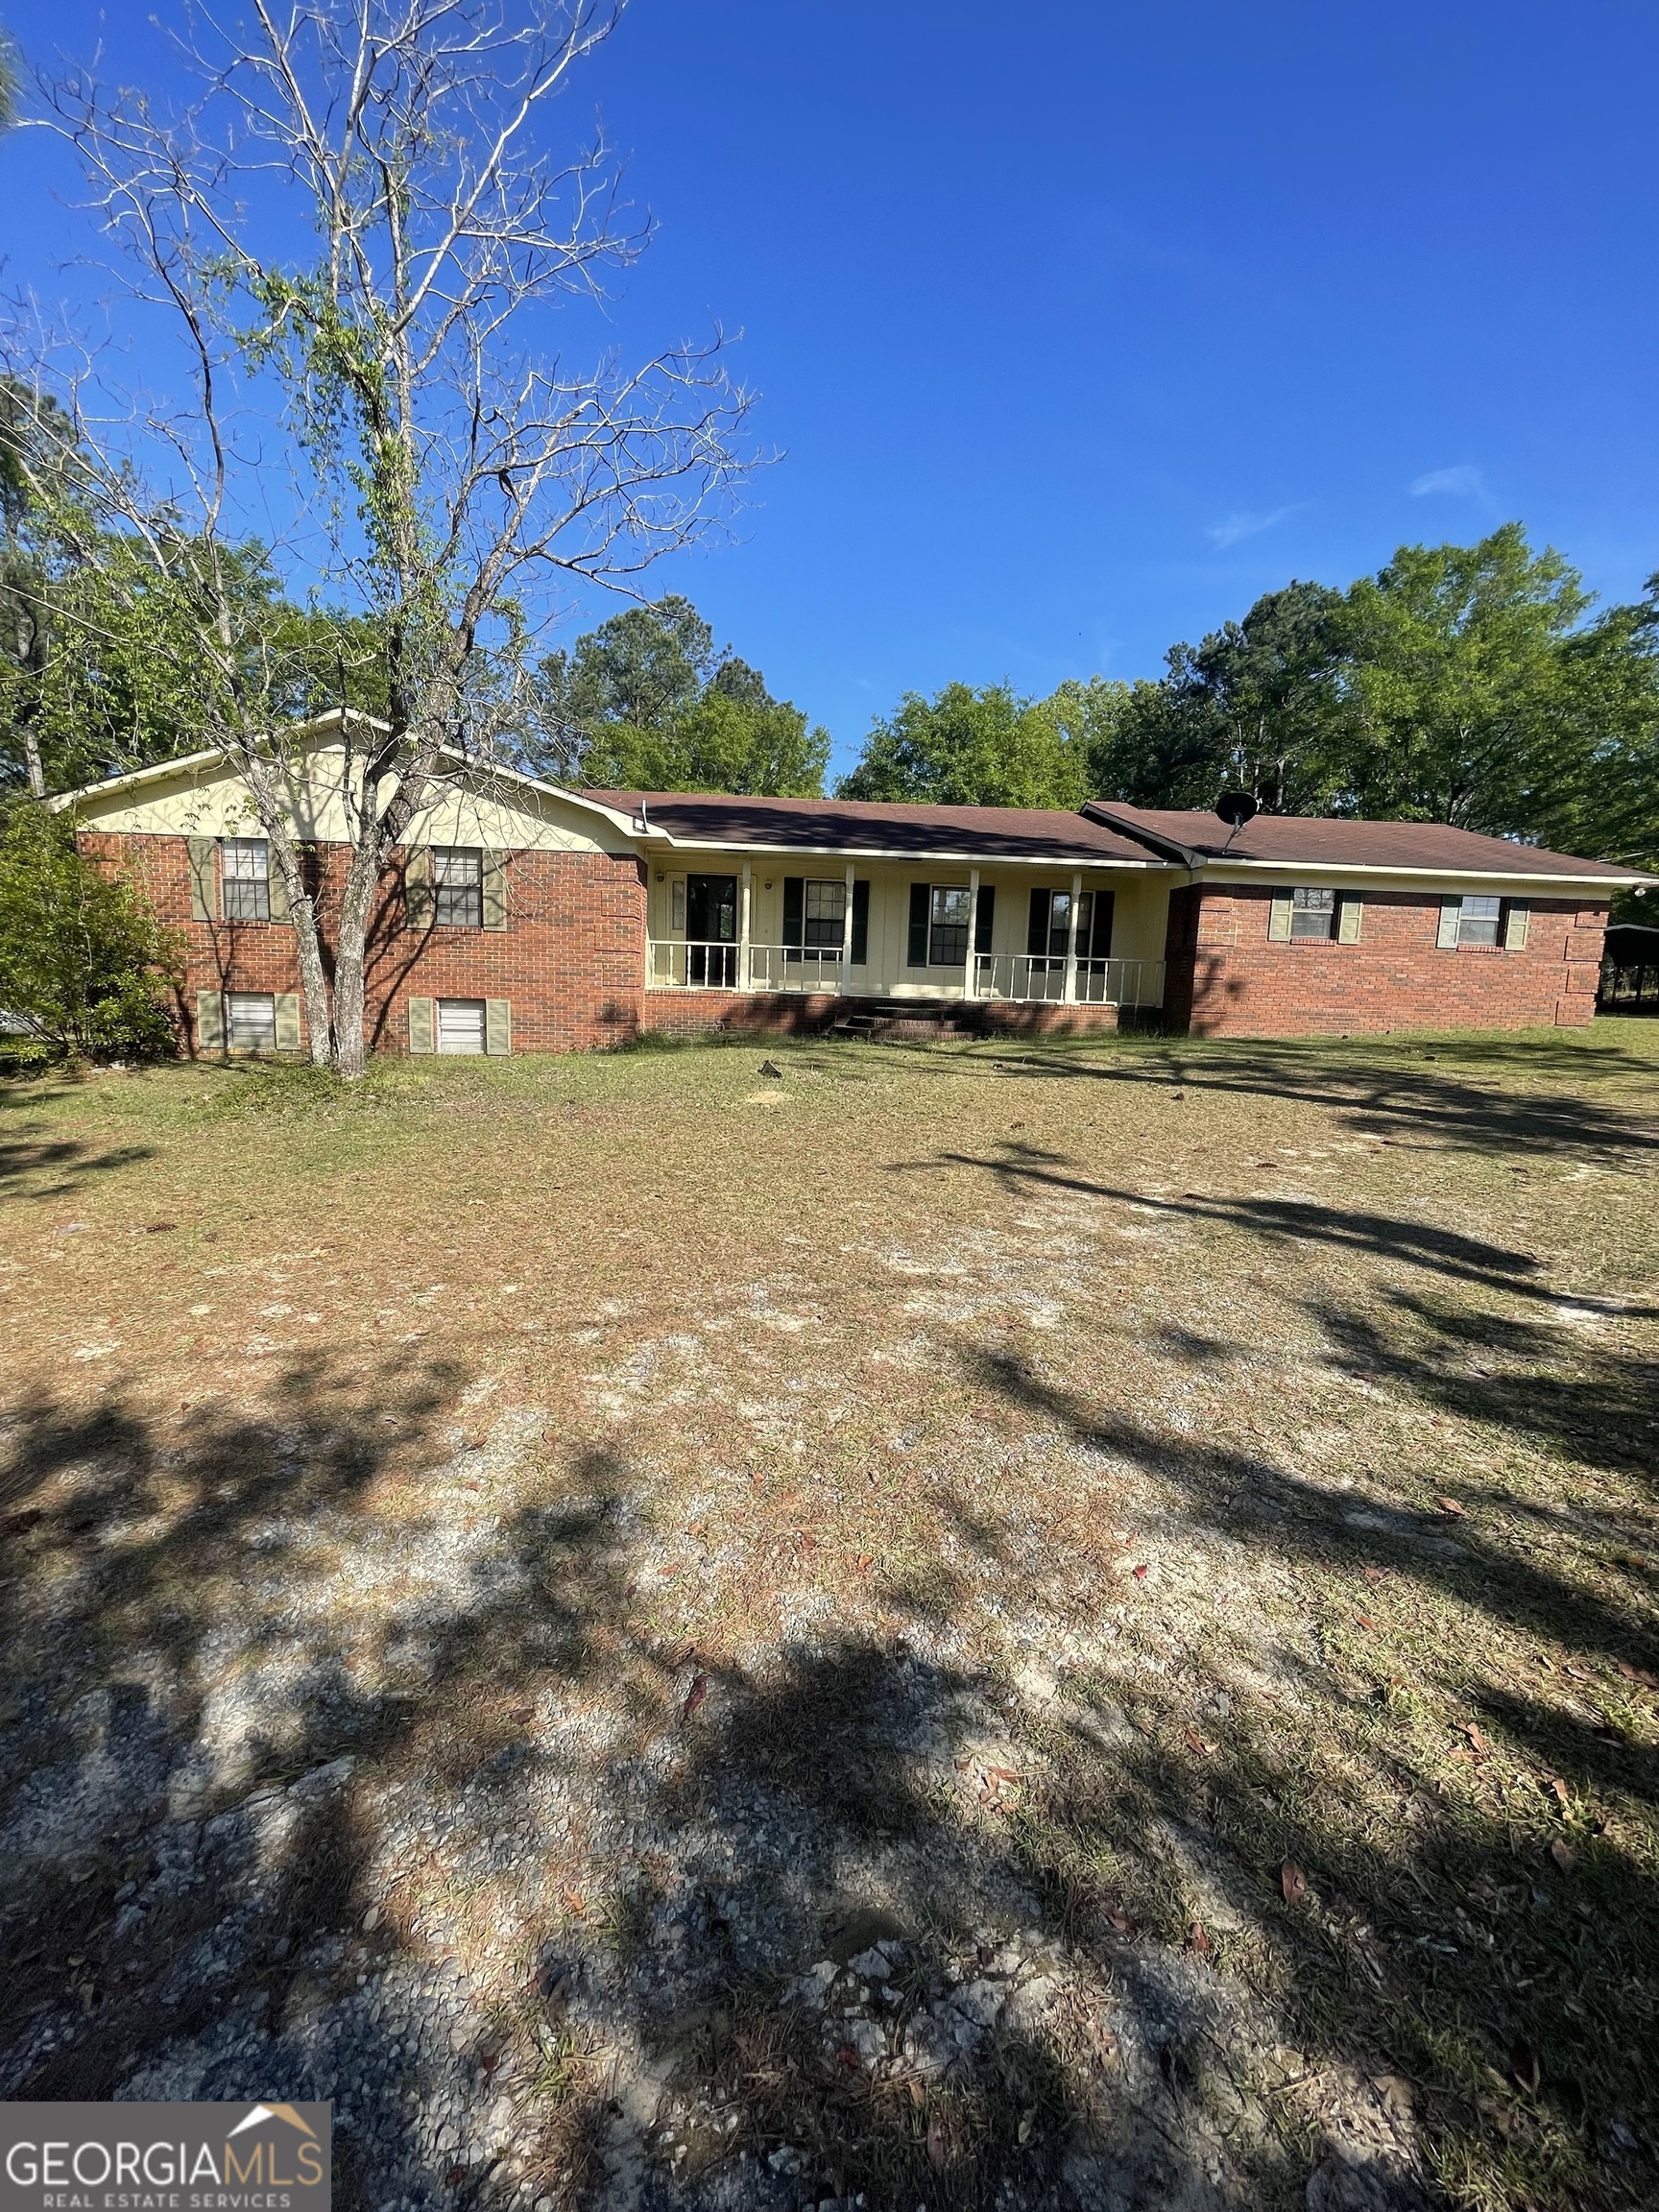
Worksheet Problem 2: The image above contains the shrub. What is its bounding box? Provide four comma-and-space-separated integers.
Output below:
0, 803, 182, 1058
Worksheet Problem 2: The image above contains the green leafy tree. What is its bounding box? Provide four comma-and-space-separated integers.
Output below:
521, 595, 828, 795
836, 682, 1092, 807
0, 802, 180, 1054
1340, 524, 1591, 830
1089, 582, 1347, 813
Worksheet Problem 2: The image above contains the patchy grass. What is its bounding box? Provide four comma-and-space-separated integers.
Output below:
1, 1021, 1656, 2210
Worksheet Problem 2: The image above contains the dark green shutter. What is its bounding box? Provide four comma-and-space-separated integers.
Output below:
907, 882, 929, 968
782, 877, 804, 948
1088, 890, 1115, 958
1027, 888, 1050, 956
851, 879, 870, 965
974, 884, 996, 954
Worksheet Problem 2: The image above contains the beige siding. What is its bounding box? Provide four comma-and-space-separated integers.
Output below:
66, 744, 637, 856
645, 850, 1171, 996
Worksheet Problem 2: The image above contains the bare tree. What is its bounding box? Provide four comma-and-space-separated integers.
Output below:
6, 0, 756, 1074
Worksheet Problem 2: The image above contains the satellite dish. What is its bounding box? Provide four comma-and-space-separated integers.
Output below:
1215, 790, 1259, 830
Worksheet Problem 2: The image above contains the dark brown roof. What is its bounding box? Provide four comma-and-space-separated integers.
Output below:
580, 789, 1162, 865
1085, 803, 1647, 881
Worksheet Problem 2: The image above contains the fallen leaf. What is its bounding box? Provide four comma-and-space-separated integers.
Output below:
1550, 1777, 1572, 1809
1132, 1563, 1149, 1581
855, 1552, 875, 1573
1356, 1614, 1376, 1631
926, 2116, 949, 2170
985, 1765, 1021, 1786
1616, 1659, 1657, 1688
511, 1706, 534, 1724
684, 1672, 709, 1720
835, 2042, 862, 2071
1281, 1861, 1308, 1906
1361, 1565, 1385, 1583
1436, 1496, 1467, 1518
1464, 1723, 1490, 1753
1186, 1921, 1212, 1955
1510, 2040, 1541, 2096
1550, 1839, 1578, 1874
1106, 1906, 1140, 1937
1182, 1726, 1214, 1755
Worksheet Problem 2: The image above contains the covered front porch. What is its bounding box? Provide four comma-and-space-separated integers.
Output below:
641, 854, 1170, 1011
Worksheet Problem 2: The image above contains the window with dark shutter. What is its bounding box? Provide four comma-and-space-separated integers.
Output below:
1027, 888, 1051, 957
974, 884, 996, 953
907, 882, 929, 967
851, 879, 870, 964
782, 877, 805, 959
1085, 889, 1115, 958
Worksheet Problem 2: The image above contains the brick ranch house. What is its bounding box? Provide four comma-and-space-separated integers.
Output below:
58, 714, 1651, 1054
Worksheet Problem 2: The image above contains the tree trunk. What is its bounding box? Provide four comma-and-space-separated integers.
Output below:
273, 843, 335, 1070
331, 837, 385, 1080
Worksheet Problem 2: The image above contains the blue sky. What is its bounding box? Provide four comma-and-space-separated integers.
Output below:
5, 1, 1659, 777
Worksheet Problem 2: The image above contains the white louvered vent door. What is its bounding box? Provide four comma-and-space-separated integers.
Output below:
436, 998, 487, 1055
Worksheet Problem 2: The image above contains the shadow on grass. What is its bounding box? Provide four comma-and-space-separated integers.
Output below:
3, 1302, 1656, 2209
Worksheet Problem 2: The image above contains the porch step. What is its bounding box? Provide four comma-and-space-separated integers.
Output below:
829, 998, 986, 1044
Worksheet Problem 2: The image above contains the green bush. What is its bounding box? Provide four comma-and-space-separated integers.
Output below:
0, 803, 183, 1058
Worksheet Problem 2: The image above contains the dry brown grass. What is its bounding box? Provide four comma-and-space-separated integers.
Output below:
2, 1021, 1657, 2210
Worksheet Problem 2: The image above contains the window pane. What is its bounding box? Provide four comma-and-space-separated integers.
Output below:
804, 878, 847, 949
928, 888, 971, 966
1290, 886, 1335, 940
434, 847, 483, 927
228, 992, 276, 1049
1047, 890, 1072, 959
222, 839, 271, 921
1459, 894, 1501, 947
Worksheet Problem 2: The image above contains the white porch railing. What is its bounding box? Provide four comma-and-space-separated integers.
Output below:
647, 940, 1165, 1008
973, 953, 1166, 1007
646, 941, 849, 993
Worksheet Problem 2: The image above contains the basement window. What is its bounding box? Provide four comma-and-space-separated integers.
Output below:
221, 838, 271, 922
227, 992, 277, 1051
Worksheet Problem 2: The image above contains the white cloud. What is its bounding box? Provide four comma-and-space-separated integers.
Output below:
1206, 506, 1294, 549
1409, 464, 1483, 497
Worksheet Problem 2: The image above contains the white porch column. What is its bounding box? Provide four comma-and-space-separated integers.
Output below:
739, 859, 753, 990
965, 868, 980, 998
840, 860, 856, 995
1063, 870, 1083, 1002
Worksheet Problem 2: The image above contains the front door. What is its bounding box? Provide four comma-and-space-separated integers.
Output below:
685, 873, 738, 986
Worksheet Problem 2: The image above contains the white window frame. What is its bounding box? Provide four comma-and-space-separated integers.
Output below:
433, 846, 484, 929
1456, 894, 1503, 949
221, 838, 271, 923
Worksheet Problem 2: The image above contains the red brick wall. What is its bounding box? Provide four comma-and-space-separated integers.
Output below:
1162, 883, 1609, 1037
80, 831, 647, 1055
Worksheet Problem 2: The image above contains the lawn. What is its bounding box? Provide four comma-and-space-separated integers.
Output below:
1, 1022, 1656, 2212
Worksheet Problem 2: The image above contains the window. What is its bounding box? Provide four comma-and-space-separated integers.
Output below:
1456, 894, 1502, 948
221, 838, 271, 922
804, 878, 847, 950
784, 878, 869, 962
1291, 885, 1336, 941
928, 885, 972, 966
227, 992, 276, 1050
436, 998, 487, 1054
1028, 888, 1114, 961
433, 847, 484, 928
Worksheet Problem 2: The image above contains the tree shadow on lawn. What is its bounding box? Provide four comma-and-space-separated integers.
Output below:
875, 1029, 1659, 1166
4, 1336, 1657, 2211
